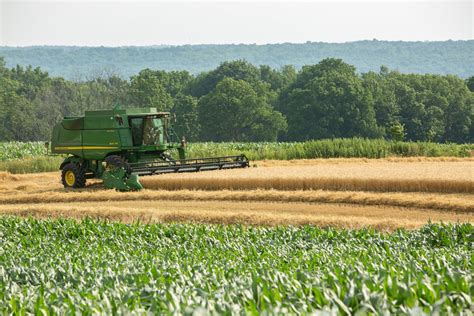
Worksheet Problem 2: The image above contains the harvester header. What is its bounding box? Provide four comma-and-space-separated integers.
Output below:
51, 107, 249, 191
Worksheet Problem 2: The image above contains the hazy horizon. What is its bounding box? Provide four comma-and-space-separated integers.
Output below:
2, 38, 474, 48
1, 1, 472, 47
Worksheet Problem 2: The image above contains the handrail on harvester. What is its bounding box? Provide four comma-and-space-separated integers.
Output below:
129, 154, 250, 176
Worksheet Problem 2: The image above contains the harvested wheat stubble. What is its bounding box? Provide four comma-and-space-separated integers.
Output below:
2, 190, 473, 213
1, 200, 472, 230
0, 158, 472, 229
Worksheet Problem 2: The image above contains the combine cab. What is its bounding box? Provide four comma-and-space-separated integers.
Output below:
51, 107, 249, 191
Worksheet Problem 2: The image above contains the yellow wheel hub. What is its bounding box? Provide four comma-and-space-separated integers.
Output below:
65, 170, 76, 186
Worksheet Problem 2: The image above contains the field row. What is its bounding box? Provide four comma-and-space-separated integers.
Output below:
2, 189, 473, 214
2, 198, 472, 230
141, 160, 474, 194
0, 218, 471, 314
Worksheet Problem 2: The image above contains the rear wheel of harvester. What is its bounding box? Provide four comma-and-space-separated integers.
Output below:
61, 163, 86, 188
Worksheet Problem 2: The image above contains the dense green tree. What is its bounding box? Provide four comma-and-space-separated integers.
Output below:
172, 95, 200, 141
148, 70, 193, 97
76, 76, 132, 112
440, 76, 473, 143
0, 57, 8, 77
259, 65, 297, 92
0, 76, 36, 141
466, 76, 474, 92
0, 61, 46, 140
389, 73, 472, 142
129, 69, 173, 110
198, 78, 287, 141
9, 65, 51, 101
32, 78, 75, 139
188, 60, 261, 97
362, 69, 399, 138
362, 69, 473, 143
0, 55, 472, 143
279, 58, 383, 140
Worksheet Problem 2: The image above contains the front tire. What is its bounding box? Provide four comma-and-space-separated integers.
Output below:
61, 163, 86, 188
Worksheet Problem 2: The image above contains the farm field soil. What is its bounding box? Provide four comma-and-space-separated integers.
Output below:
0, 158, 472, 230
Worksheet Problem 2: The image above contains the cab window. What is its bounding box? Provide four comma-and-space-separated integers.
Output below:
130, 118, 143, 146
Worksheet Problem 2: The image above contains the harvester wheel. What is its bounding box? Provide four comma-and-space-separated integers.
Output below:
61, 163, 86, 188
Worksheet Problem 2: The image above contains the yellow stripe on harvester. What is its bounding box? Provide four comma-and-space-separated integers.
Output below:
54, 146, 119, 150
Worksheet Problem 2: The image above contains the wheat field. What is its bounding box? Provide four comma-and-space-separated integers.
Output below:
0, 158, 472, 230
140, 159, 474, 193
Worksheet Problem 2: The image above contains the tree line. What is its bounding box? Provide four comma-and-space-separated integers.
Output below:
0, 57, 472, 143
1, 41, 473, 79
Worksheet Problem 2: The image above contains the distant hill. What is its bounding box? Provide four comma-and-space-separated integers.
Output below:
1, 41, 473, 79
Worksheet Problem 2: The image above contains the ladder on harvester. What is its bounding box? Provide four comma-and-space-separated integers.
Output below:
129, 155, 250, 176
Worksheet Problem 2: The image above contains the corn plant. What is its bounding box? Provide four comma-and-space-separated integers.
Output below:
0, 142, 49, 161
0, 218, 471, 314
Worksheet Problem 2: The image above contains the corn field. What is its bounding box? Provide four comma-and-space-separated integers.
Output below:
0, 218, 471, 314
0, 142, 49, 161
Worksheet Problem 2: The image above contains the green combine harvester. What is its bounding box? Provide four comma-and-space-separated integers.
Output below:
50, 107, 249, 191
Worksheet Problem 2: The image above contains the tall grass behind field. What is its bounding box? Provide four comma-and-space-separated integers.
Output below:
2, 139, 473, 161
0, 156, 62, 174
0, 142, 62, 174
0, 218, 472, 314
186, 138, 473, 159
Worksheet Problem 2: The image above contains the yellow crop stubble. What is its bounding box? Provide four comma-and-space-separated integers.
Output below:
0, 158, 472, 230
